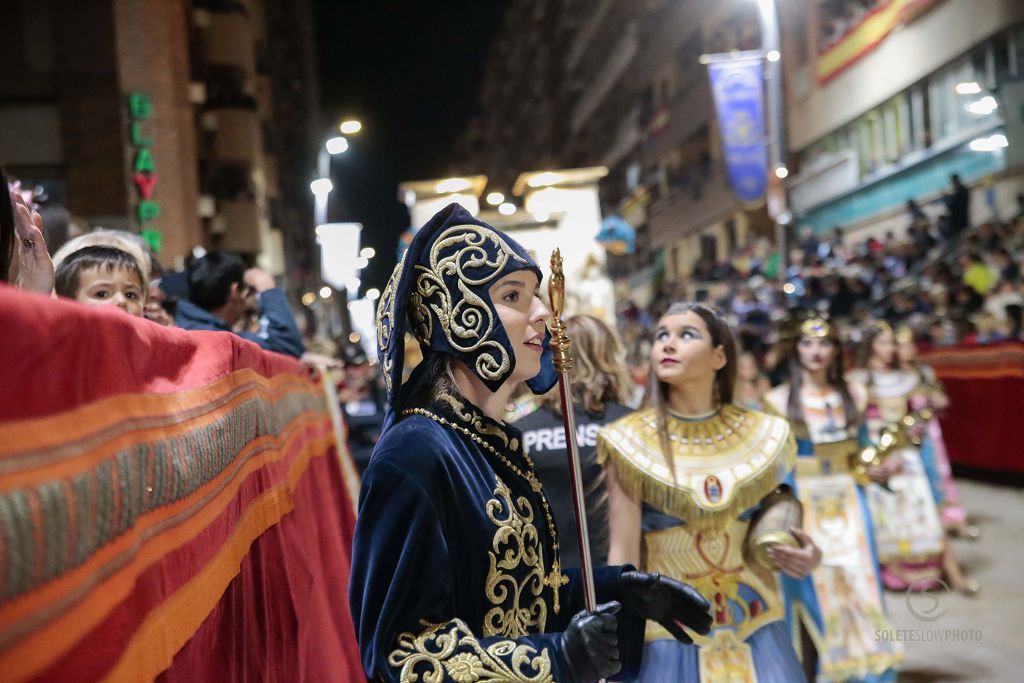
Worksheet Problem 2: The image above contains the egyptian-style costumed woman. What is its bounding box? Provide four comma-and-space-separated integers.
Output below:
848, 321, 946, 592
349, 205, 711, 683
893, 325, 979, 594
599, 303, 820, 682
894, 325, 977, 537
763, 317, 902, 682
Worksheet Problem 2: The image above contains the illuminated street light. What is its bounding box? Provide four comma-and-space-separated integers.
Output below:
340, 119, 362, 135
325, 136, 349, 155
486, 191, 505, 205
349, 332, 362, 343
527, 172, 565, 188
955, 82, 982, 95
435, 177, 473, 194
319, 286, 333, 299
301, 292, 316, 306
360, 246, 376, 259
775, 165, 789, 179
310, 177, 333, 197
365, 287, 381, 301
766, 50, 781, 62
966, 96, 998, 116
355, 256, 369, 269
969, 134, 1008, 152
498, 202, 517, 216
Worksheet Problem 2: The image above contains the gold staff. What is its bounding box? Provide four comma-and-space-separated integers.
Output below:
548, 249, 598, 613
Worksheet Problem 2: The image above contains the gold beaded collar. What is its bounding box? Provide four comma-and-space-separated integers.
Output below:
597, 404, 796, 529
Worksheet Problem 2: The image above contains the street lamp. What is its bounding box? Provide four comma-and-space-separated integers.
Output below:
310, 177, 333, 198
314, 135, 351, 226
753, 0, 789, 268
311, 122, 364, 343
325, 136, 349, 155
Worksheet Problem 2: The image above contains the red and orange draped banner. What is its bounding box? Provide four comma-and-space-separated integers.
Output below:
0, 284, 363, 681
922, 341, 1024, 472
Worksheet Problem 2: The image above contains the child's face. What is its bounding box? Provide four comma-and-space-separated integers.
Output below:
76, 266, 145, 317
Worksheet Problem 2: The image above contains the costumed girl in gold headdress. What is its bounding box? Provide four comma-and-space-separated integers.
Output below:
599, 303, 821, 682
848, 322, 948, 593
894, 325, 977, 538
764, 316, 902, 681
892, 325, 979, 595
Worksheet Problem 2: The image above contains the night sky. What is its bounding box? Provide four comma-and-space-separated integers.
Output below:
314, 0, 506, 293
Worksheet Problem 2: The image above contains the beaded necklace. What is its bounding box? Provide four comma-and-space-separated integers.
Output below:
402, 406, 570, 612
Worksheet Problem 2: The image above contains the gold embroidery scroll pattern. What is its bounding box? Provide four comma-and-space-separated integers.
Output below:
377, 254, 405, 393
411, 224, 528, 383
483, 479, 547, 639
388, 619, 554, 683
439, 393, 512, 448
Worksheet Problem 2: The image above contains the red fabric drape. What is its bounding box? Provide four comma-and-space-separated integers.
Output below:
921, 341, 1024, 472
0, 284, 362, 681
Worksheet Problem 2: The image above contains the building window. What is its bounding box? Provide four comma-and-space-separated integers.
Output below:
799, 27, 1016, 181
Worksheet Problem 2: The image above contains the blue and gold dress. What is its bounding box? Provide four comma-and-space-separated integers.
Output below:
351, 391, 644, 682
765, 384, 902, 682
598, 404, 802, 682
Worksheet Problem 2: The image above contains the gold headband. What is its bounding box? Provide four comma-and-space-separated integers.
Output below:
873, 321, 893, 335
800, 317, 832, 338
895, 325, 914, 343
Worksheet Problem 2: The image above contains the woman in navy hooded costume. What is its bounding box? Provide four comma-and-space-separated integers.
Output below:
350, 204, 712, 682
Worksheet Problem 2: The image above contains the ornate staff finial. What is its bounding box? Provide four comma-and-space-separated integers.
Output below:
548, 249, 574, 373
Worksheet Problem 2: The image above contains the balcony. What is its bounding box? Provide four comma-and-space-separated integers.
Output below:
213, 198, 262, 253
641, 83, 712, 164
646, 165, 737, 249
565, 0, 616, 71
205, 11, 255, 73
209, 109, 260, 163
570, 21, 638, 134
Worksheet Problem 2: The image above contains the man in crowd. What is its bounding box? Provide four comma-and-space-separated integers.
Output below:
337, 343, 386, 472
176, 251, 304, 358
944, 173, 970, 238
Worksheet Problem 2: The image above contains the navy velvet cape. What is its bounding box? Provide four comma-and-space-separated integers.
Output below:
350, 392, 644, 681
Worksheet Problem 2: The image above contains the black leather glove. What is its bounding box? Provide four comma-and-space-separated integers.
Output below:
619, 571, 713, 643
559, 601, 622, 683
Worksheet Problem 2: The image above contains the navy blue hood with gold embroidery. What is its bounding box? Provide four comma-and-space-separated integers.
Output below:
376, 203, 556, 425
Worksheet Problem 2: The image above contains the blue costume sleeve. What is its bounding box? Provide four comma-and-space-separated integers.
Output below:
237, 288, 304, 358
351, 461, 568, 682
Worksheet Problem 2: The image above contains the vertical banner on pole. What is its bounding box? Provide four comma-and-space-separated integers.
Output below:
708, 57, 768, 203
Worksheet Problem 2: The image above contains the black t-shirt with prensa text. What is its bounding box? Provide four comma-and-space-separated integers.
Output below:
512, 401, 632, 570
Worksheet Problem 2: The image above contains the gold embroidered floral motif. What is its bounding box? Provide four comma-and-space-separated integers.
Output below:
445, 653, 485, 682
483, 479, 548, 639
388, 619, 553, 683
439, 392, 513, 448
410, 224, 528, 383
